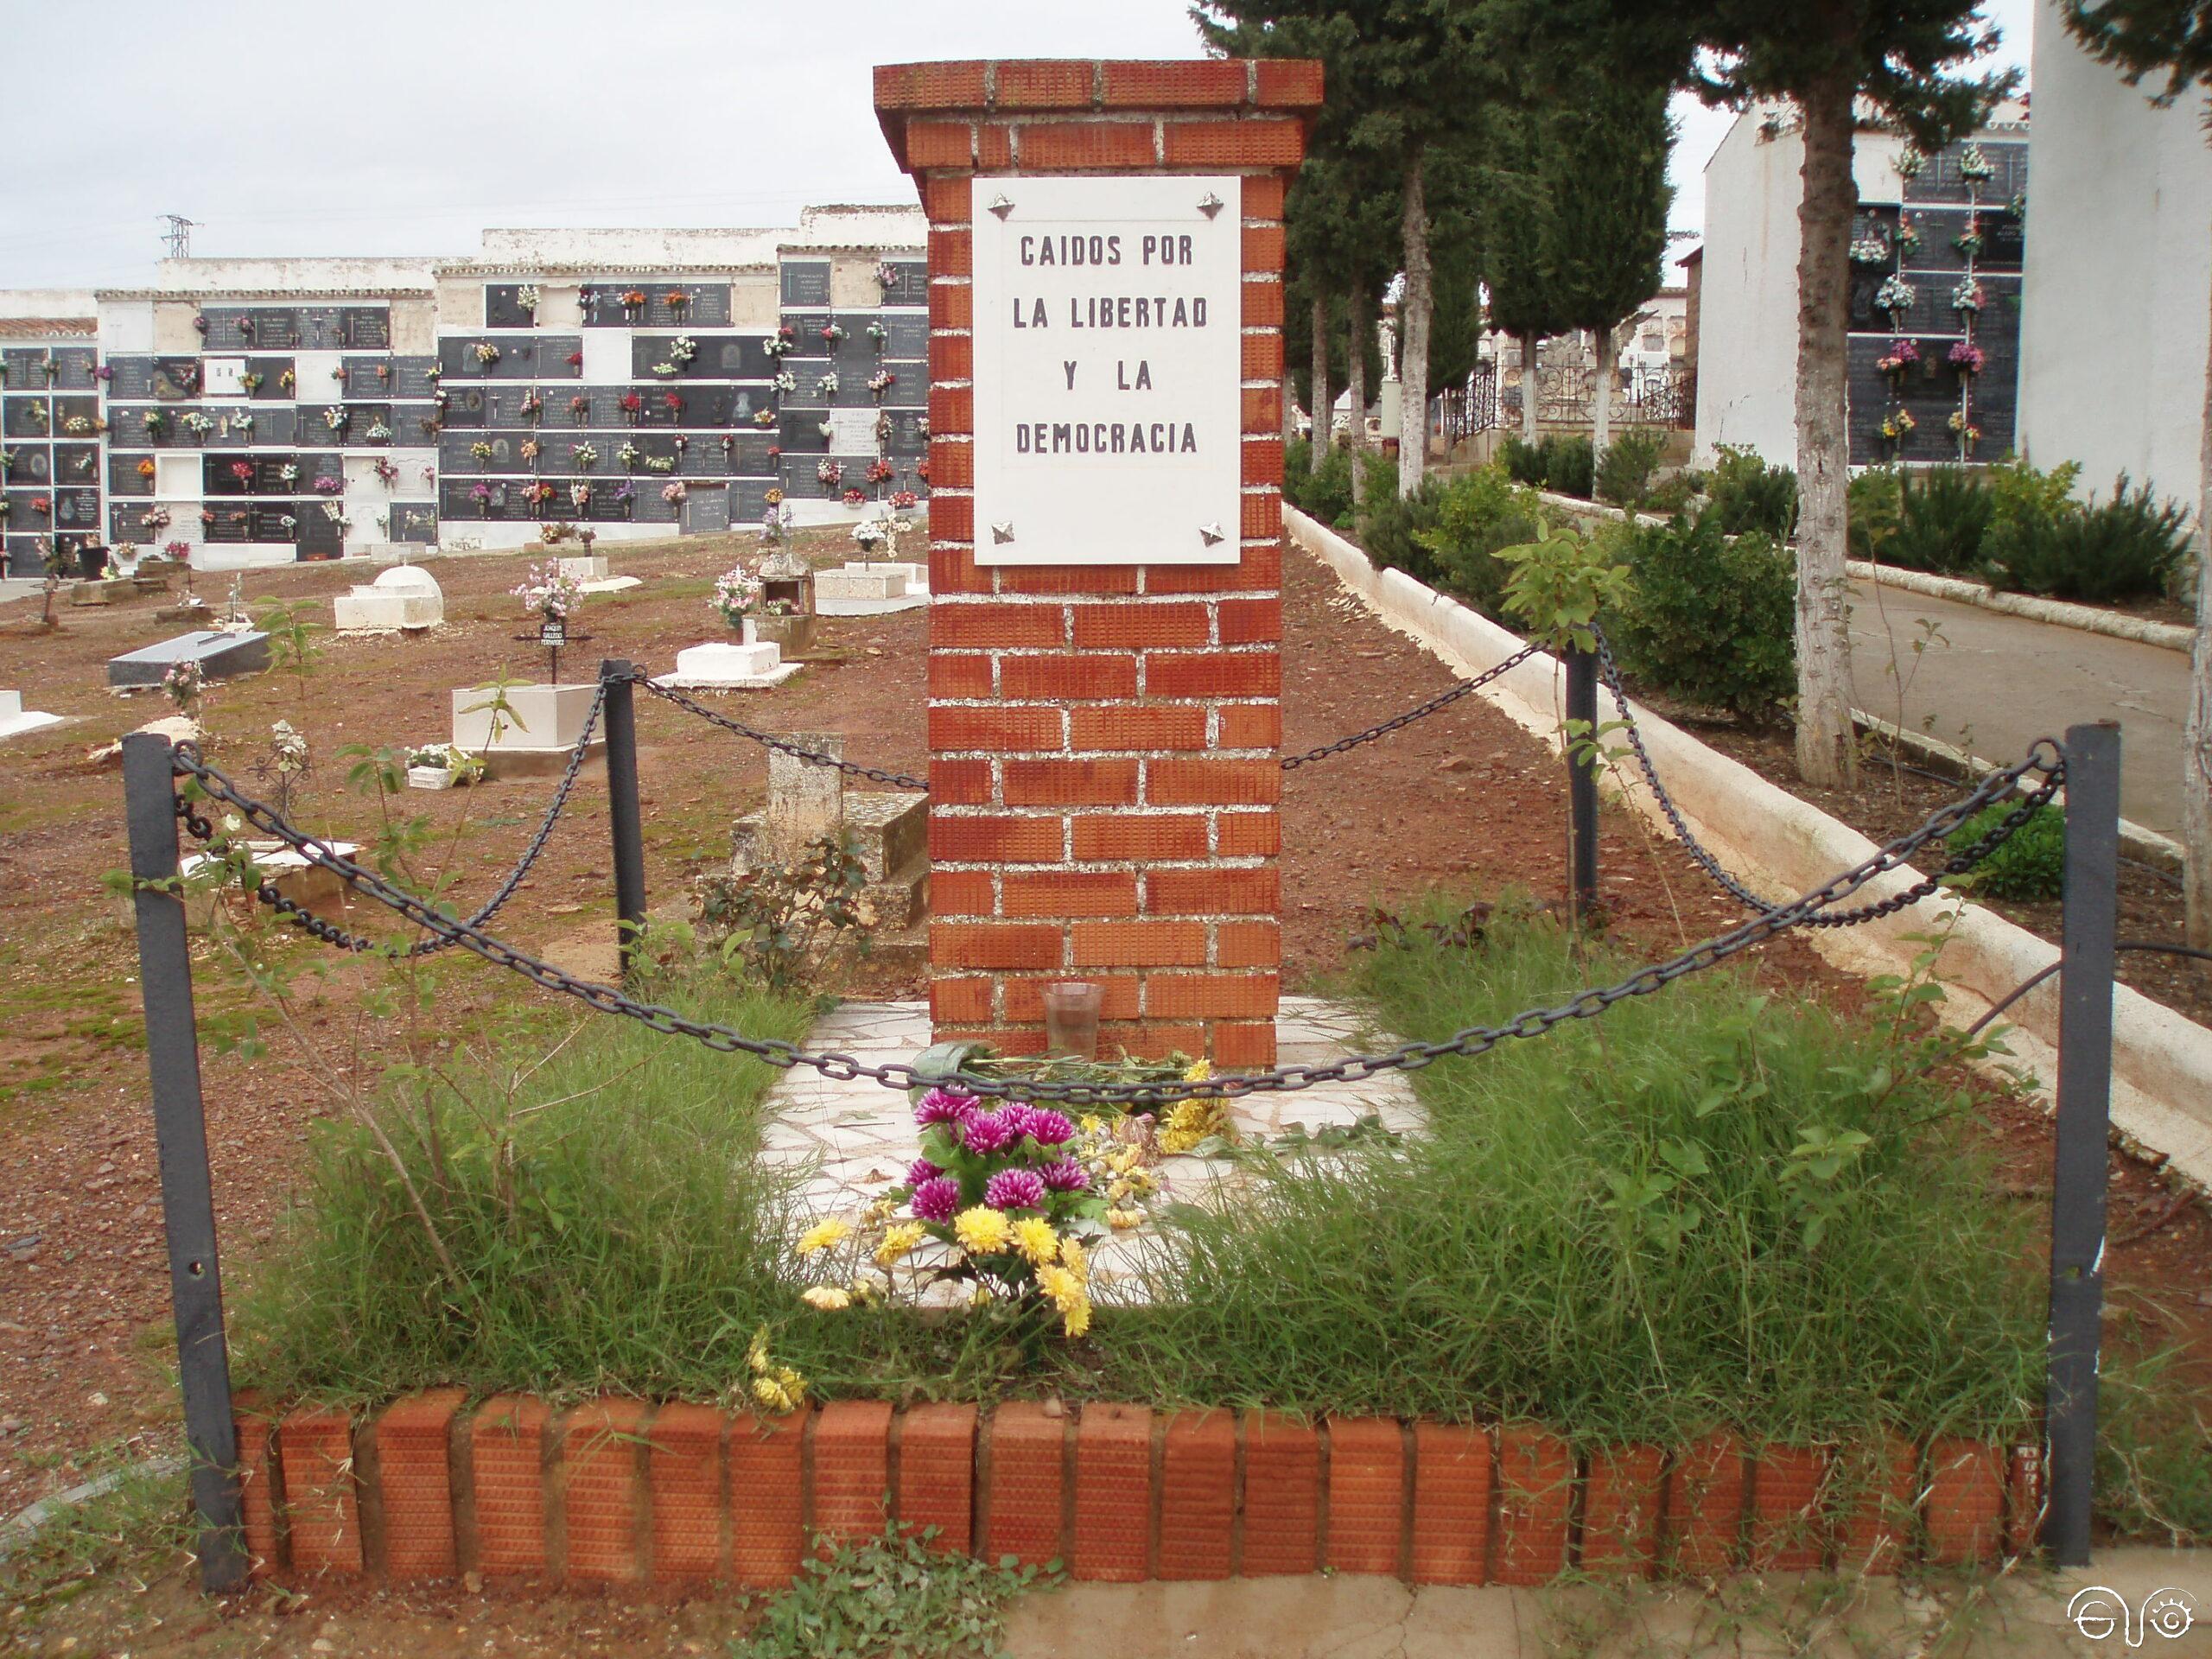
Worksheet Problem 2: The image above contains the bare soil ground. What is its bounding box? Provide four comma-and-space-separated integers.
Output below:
0, 534, 2206, 1649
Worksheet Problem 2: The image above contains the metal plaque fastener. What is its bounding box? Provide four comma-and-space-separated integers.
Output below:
992, 521, 1016, 544
988, 194, 1015, 219
1197, 191, 1224, 219
1198, 522, 1225, 546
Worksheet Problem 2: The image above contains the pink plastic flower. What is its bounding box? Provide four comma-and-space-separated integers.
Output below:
984, 1168, 1046, 1211
911, 1176, 961, 1223
914, 1088, 976, 1130
1041, 1158, 1090, 1193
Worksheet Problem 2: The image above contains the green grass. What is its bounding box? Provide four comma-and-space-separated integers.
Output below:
0, 1448, 192, 1630
236, 907, 2045, 1449
1090, 899, 2043, 1442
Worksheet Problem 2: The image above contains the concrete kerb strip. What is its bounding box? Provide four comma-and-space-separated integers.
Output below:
0, 1456, 188, 1561
1286, 504, 2212, 1192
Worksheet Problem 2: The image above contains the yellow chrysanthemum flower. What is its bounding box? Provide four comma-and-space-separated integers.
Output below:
1184, 1058, 1212, 1086
874, 1222, 928, 1268
796, 1217, 852, 1255
1160, 1096, 1235, 1155
747, 1326, 772, 1376
1036, 1265, 1092, 1338
1107, 1207, 1143, 1231
802, 1285, 851, 1311
1060, 1235, 1088, 1281
1011, 1217, 1060, 1267
954, 1205, 1014, 1255
752, 1371, 806, 1414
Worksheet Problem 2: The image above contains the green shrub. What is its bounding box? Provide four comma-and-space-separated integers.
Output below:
1643, 470, 1701, 515
1946, 800, 2064, 901
1847, 467, 1904, 563
1983, 474, 2193, 603
1594, 429, 1664, 509
1707, 445, 1799, 538
1886, 466, 1993, 574
1412, 465, 1547, 618
1501, 433, 1546, 486
1353, 452, 1448, 586
1540, 433, 1595, 499
1611, 508, 1796, 726
1283, 437, 1356, 529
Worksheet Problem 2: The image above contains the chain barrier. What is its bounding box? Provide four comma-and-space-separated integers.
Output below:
633, 645, 1546, 783
1279, 641, 1547, 770
1589, 628, 2065, 930
207, 684, 606, 957
163, 735, 2062, 1107
635, 676, 933, 791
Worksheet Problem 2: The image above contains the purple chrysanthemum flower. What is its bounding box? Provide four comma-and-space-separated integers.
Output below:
1040, 1158, 1089, 1193
961, 1111, 1014, 1155
914, 1087, 976, 1130
1022, 1109, 1077, 1147
995, 1103, 1035, 1140
911, 1176, 962, 1223
906, 1158, 943, 1188
984, 1167, 1046, 1211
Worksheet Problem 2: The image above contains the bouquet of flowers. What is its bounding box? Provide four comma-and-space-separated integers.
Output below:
875, 261, 899, 289
278, 464, 300, 484
763, 330, 794, 359
670, 334, 697, 365
1873, 274, 1916, 318
519, 438, 542, 462
1893, 146, 1925, 180
620, 391, 644, 421
469, 442, 494, 462
473, 341, 501, 366
162, 659, 205, 715
469, 482, 494, 506
372, 458, 400, 486
518, 283, 540, 315
662, 391, 684, 416
232, 411, 255, 435
569, 394, 590, 422
665, 289, 689, 309
620, 289, 649, 313
323, 406, 349, 432
137, 459, 157, 479
1951, 279, 1984, 315
866, 458, 895, 484
573, 441, 600, 469
787, 1086, 1165, 1338
511, 561, 583, 621
230, 461, 254, 484
642, 455, 676, 474
569, 481, 593, 507
519, 390, 543, 422
143, 410, 168, 438
713, 563, 763, 626
365, 420, 393, 442
617, 441, 641, 469
526, 481, 556, 506
772, 370, 798, 395
842, 486, 866, 506
1959, 143, 1994, 183
817, 372, 840, 398
1947, 340, 1985, 374
240, 372, 264, 392
891, 489, 918, 509
1953, 218, 1986, 260
868, 369, 895, 398
820, 322, 846, 344
314, 474, 344, 495
867, 320, 889, 346
181, 411, 215, 438
1880, 409, 1916, 442
1848, 232, 1891, 267
753, 407, 778, 428
817, 459, 843, 487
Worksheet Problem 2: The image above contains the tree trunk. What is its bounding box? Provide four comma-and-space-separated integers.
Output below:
1398, 150, 1432, 499
1520, 328, 1541, 444
1592, 321, 1618, 461
2186, 243, 2212, 952
1309, 289, 1331, 472
1346, 281, 1371, 503
1790, 73, 1859, 787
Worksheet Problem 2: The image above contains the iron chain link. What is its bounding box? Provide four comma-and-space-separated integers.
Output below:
166, 735, 2062, 1108
1278, 641, 1548, 770
635, 675, 932, 791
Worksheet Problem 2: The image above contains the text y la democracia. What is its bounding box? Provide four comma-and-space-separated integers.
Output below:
1010, 230, 1216, 331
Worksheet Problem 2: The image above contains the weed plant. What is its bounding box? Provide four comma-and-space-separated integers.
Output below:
1946, 801, 2064, 902
1707, 446, 1800, 539
1594, 429, 1663, 509
1610, 509, 1796, 726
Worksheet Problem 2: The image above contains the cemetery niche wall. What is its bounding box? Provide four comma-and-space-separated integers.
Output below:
5, 212, 931, 571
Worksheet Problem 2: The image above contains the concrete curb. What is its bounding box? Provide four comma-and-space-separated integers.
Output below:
0, 1456, 187, 1561
1287, 505, 2212, 1191
1845, 560, 2195, 653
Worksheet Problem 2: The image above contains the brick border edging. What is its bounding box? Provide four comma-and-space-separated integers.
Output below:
231, 1392, 2044, 1590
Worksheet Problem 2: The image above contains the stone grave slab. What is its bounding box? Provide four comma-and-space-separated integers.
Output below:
332, 564, 443, 632
451, 682, 605, 778
654, 630, 800, 691
815, 562, 929, 616
0, 690, 65, 742
106, 630, 272, 688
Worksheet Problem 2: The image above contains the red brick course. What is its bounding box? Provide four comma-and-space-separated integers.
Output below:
233, 1395, 2024, 1591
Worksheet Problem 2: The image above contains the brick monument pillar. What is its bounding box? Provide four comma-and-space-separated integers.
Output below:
874, 59, 1321, 1067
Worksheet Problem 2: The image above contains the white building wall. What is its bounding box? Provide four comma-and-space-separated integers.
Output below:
2018, 0, 2211, 518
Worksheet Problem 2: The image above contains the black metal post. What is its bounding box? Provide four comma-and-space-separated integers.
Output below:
601, 659, 647, 977
120, 734, 248, 1592
1564, 645, 1599, 921
2044, 720, 2121, 1567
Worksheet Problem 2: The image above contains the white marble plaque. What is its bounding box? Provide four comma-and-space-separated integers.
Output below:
971, 174, 1241, 565
828, 407, 879, 452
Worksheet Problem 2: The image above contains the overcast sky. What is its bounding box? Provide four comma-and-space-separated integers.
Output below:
0, 0, 2037, 293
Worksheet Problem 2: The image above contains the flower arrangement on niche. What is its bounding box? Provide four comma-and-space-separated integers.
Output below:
569, 394, 591, 423
664, 289, 689, 310
820, 322, 846, 345
473, 341, 500, 367
867, 320, 889, 346
670, 334, 696, 366
772, 369, 798, 397
1947, 340, 1985, 375
662, 391, 684, 416
565, 351, 583, 369
1880, 409, 1916, 442
229, 461, 254, 485
23, 403, 48, 430
526, 481, 556, 507
817, 419, 836, 441
753, 407, 778, 428
620, 289, 648, 319
868, 369, 895, 400
64, 416, 92, 435
192, 315, 210, 336
469, 482, 495, 508
1953, 217, 1986, 261
817, 372, 839, 398
232, 411, 254, 435
1893, 146, 1925, 180
278, 512, 299, 534
866, 458, 895, 485
891, 488, 918, 509
570, 481, 593, 508
620, 391, 643, 423
517, 283, 541, 316
662, 480, 687, 505
469, 442, 495, 462
1951, 278, 1984, 315
365, 419, 392, 442
617, 440, 641, 470
612, 481, 636, 510
1848, 232, 1891, 267
763, 327, 795, 359
1875, 338, 1919, 382
1959, 143, 1994, 183
137, 459, 157, 480
279, 369, 296, 392
332, 365, 348, 384
520, 438, 541, 462
239, 371, 263, 393
313, 474, 343, 495
143, 410, 168, 439
875, 261, 900, 289
278, 464, 300, 485
1873, 274, 1916, 321
841, 486, 866, 507
372, 458, 399, 486
642, 454, 676, 474
181, 411, 215, 441
519, 390, 543, 423
323, 406, 349, 433
817, 458, 842, 488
